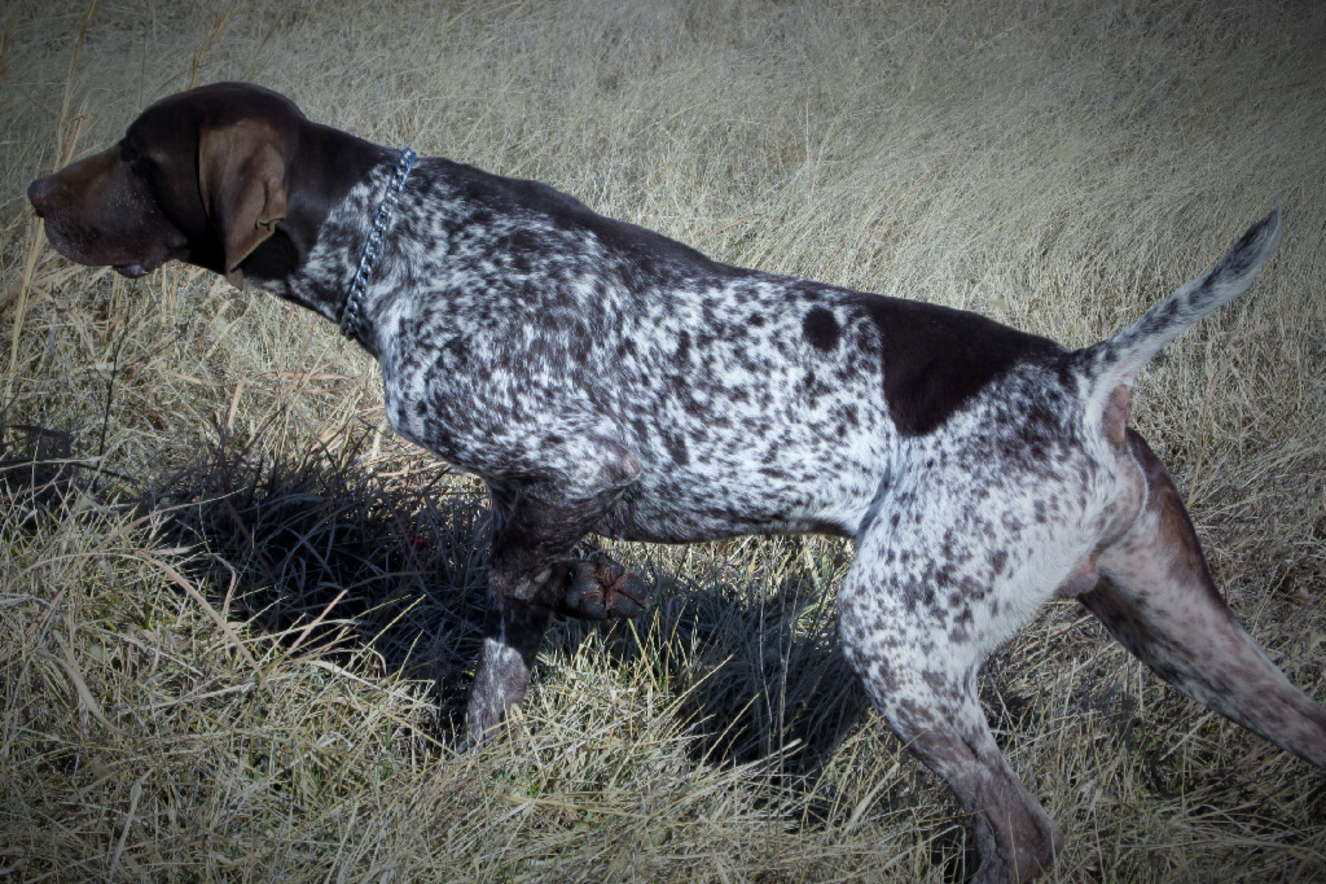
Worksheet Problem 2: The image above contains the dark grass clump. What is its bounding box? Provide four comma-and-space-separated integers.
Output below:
151, 426, 492, 729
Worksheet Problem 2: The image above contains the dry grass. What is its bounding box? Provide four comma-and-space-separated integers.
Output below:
2, 1, 1325, 881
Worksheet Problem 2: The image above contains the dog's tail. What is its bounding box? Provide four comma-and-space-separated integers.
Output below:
1071, 207, 1282, 440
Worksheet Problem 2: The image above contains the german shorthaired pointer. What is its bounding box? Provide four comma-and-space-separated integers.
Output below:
27, 83, 1326, 883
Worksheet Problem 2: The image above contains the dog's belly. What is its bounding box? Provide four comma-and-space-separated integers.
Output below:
595, 441, 889, 543
596, 486, 859, 543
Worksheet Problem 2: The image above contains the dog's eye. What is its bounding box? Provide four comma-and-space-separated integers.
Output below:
118, 140, 157, 176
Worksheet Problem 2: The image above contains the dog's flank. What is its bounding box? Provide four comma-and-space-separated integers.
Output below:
27, 82, 1324, 884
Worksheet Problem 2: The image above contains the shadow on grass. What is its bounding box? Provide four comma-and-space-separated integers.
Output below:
146, 428, 490, 735
0, 422, 974, 878
141, 428, 869, 773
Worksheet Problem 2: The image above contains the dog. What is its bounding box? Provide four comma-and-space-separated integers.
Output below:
27, 82, 1326, 883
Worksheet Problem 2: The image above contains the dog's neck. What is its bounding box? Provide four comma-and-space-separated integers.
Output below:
241, 137, 410, 355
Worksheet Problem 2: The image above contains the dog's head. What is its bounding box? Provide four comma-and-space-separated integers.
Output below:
27, 82, 299, 287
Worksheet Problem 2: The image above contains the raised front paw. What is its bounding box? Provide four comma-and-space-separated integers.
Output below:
560, 555, 650, 620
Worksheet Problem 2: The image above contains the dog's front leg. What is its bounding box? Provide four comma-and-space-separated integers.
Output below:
466, 483, 579, 745
465, 463, 641, 745
466, 579, 557, 746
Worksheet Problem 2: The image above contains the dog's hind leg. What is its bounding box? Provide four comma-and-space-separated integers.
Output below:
1083, 430, 1326, 769
840, 495, 1066, 883
838, 638, 1063, 884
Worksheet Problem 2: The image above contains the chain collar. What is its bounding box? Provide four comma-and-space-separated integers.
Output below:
340, 147, 417, 342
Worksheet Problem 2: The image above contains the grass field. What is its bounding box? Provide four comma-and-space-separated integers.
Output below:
2, 1, 1325, 881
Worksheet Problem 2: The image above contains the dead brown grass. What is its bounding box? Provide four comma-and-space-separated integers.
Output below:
2, 1, 1324, 881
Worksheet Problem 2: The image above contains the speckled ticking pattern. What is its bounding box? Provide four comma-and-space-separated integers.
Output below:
27, 83, 1326, 884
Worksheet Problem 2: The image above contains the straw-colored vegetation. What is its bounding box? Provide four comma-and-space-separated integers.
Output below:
2, 1, 1324, 881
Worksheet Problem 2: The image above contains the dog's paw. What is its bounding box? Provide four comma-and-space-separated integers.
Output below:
561, 555, 650, 620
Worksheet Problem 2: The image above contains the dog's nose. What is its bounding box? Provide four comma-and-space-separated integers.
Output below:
27, 176, 53, 216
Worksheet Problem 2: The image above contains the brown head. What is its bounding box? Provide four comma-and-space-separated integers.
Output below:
27, 82, 310, 287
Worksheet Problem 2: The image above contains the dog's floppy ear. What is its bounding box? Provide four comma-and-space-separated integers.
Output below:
198, 118, 288, 287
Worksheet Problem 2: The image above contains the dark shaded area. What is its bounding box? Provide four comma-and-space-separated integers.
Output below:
0, 423, 79, 519
147, 428, 491, 734
138, 428, 868, 770
1, 419, 867, 795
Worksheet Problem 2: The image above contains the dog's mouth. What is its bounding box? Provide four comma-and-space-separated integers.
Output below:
112, 262, 151, 279
40, 221, 160, 279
